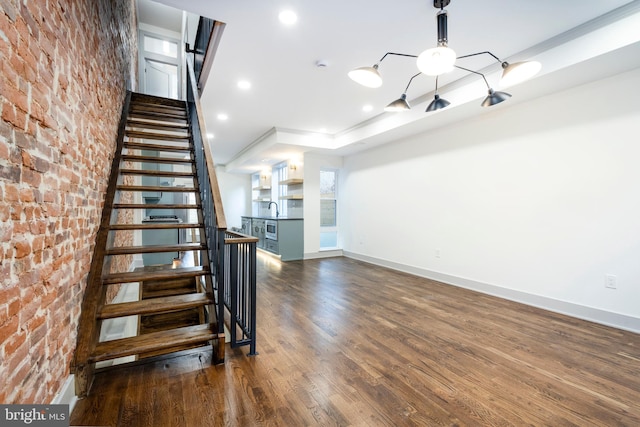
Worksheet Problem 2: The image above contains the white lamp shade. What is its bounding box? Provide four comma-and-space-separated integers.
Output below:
500, 61, 541, 88
416, 46, 456, 76
348, 66, 383, 88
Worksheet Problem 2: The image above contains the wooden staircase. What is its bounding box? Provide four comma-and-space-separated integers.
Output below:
72, 92, 225, 396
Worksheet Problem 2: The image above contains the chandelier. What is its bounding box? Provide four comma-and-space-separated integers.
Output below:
348, 0, 542, 111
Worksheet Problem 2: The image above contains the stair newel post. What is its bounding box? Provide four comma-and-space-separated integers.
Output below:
248, 241, 258, 356
228, 238, 238, 345
215, 228, 227, 362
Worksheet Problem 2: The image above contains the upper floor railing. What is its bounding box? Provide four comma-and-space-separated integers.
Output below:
187, 17, 225, 94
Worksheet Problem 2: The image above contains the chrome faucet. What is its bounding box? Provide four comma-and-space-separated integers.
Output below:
268, 201, 280, 218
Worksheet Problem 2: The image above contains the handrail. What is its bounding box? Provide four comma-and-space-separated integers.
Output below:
185, 55, 228, 356
185, 57, 227, 230
224, 231, 258, 355
185, 20, 257, 357
189, 17, 226, 93
224, 230, 259, 244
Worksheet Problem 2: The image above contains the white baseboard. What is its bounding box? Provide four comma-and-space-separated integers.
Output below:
343, 251, 640, 334
304, 249, 343, 259
51, 375, 78, 413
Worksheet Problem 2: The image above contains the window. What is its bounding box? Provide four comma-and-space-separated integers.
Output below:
143, 35, 178, 58
320, 169, 338, 249
275, 162, 288, 217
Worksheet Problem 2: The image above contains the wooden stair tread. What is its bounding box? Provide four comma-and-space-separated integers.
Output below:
128, 109, 187, 121
123, 142, 192, 152
103, 266, 209, 285
130, 93, 186, 109
90, 324, 216, 363
116, 185, 196, 192
125, 130, 191, 141
119, 169, 195, 178
127, 111, 188, 124
112, 203, 200, 209
98, 292, 213, 319
108, 223, 203, 230
127, 118, 189, 130
121, 154, 193, 164
130, 101, 186, 110
130, 104, 186, 113
106, 242, 205, 255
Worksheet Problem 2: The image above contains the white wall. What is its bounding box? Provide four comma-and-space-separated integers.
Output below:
341, 67, 640, 332
215, 166, 251, 229
303, 152, 343, 256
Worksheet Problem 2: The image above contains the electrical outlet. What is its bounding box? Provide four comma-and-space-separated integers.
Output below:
605, 274, 617, 289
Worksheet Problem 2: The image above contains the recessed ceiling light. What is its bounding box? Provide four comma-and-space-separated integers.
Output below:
207, 133, 214, 139
237, 80, 251, 90
217, 113, 228, 121
278, 10, 298, 26
362, 105, 373, 112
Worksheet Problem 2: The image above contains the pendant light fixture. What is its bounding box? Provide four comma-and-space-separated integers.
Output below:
348, 0, 541, 112
416, 2, 456, 76
425, 76, 450, 112
455, 65, 511, 107
384, 73, 421, 112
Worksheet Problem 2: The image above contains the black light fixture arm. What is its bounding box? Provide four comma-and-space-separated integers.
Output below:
456, 50, 504, 64
403, 72, 422, 93
377, 52, 419, 64
454, 65, 490, 89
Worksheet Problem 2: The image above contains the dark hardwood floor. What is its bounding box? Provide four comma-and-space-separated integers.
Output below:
71, 254, 640, 426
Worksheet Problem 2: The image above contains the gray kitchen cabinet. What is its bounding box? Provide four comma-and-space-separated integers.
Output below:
265, 239, 279, 254
241, 216, 303, 261
266, 219, 303, 261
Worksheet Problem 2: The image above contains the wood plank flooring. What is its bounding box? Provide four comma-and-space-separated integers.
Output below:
70, 255, 640, 426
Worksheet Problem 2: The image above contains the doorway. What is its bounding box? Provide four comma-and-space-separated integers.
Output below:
139, 30, 181, 99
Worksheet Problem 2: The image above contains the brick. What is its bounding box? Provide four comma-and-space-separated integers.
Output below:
21, 167, 41, 187
19, 3, 40, 40
3, 183, 20, 201
0, 315, 18, 344
1, 102, 27, 130
13, 239, 30, 259
19, 187, 36, 202
0, 0, 137, 404
3, 331, 26, 356
0, 164, 21, 182
1, 1, 19, 22
14, 128, 34, 151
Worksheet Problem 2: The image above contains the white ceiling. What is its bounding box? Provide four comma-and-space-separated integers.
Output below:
139, 0, 640, 173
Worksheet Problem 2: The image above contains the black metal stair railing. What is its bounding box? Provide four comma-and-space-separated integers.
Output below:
185, 55, 258, 355
224, 231, 258, 355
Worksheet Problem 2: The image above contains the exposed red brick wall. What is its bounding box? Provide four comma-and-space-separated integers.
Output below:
0, 0, 137, 403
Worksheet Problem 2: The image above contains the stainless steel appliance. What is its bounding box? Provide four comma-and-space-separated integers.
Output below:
265, 219, 277, 240
241, 217, 252, 235
251, 218, 266, 248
